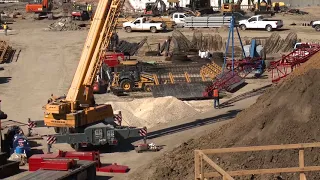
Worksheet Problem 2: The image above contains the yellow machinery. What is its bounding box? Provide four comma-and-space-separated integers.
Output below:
44, 0, 124, 129
110, 61, 157, 92
221, 0, 241, 13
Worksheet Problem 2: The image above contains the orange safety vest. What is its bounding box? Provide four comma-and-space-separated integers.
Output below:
3, 24, 7, 30
213, 89, 219, 98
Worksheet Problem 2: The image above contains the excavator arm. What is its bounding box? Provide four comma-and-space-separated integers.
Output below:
44, 0, 124, 129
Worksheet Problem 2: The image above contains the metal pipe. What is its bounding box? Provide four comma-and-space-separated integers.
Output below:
231, 15, 234, 74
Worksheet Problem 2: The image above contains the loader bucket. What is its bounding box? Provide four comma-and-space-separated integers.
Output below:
152, 82, 212, 100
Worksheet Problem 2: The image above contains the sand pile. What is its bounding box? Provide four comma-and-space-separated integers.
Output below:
106, 96, 199, 128
130, 52, 320, 180
47, 17, 81, 31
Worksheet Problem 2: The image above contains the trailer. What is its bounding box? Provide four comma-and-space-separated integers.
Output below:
27, 110, 147, 152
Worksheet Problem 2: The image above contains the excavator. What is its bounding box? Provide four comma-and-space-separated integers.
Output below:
41, 0, 146, 150
25, 0, 54, 20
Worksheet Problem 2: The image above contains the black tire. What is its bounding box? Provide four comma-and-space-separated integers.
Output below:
240, 24, 246, 30
315, 25, 320, 32
144, 85, 152, 92
120, 79, 134, 91
266, 25, 272, 32
125, 26, 132, 33
71, 143, 81, 151
150, 26, 157, 33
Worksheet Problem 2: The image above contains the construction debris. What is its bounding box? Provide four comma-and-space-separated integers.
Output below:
192, 31, 223, 52
0, 40, 14, 63
47, 17, 81, 31
264, 32, 298, 53
130, 52, 320, 180
116, 37, 147, 56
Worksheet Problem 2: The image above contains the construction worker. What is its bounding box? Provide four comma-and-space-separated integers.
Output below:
213, 87, 220, 109
87, 3, 92, 18
3, 22, 7, 36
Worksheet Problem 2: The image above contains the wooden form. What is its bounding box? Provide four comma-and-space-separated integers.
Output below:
195, 142, 320, 180
0, 40, 12, 63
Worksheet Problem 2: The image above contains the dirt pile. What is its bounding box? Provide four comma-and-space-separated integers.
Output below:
47, 17, 81, 31
131, 52, 320, 180
106, 96, 199, 128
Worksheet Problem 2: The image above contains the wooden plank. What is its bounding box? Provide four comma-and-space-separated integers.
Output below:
200, 152, 234, 180
204, 166, 320, 177
200, 142, 320, 154
195, 150, 200, 180
299, 150, 307, 180
200, 153, 204, 180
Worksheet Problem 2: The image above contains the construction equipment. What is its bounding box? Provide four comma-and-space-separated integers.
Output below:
254, 0, 274, 15
269, 43, 320, 82
110, 61, 157, 93
71, 4, 90, 21
203, 14, 266, 98
39, 0, 147, 151
221, 0, 241, 13
25, 0, 54, 20
144, 0, 167, 16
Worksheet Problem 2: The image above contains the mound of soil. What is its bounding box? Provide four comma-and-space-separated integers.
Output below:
106, 96, 198, 129
130, 52, 320, 180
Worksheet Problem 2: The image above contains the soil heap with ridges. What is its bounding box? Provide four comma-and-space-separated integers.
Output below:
130, 52, 320, 180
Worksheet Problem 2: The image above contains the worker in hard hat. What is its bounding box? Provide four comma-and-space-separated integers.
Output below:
3, 22, 7, 36
87, 3, 92, 19
213, 87, 220, 109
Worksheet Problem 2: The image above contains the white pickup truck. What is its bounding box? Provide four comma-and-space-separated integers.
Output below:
239, 15, 283, 32
311, 21, 320, 31
123, 17, 166, 33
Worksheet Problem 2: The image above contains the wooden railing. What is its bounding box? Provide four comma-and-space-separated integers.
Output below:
195, 142, 320, 180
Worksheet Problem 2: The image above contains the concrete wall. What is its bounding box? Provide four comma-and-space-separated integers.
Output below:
281, 0, 320, 7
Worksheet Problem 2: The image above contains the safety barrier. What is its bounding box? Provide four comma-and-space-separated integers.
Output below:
195, 142, 320, 180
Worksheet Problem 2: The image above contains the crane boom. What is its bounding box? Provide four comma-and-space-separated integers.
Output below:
44, 0, 124, 129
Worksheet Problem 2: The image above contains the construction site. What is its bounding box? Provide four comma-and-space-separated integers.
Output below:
0, 0, 320, 179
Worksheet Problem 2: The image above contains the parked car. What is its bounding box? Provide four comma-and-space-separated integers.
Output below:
311, 21, 320, 31
239, 15, 283, 32
123, 17, 166, 33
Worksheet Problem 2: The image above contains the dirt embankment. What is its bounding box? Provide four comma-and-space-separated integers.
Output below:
130, 52, 320, 180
